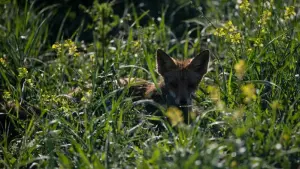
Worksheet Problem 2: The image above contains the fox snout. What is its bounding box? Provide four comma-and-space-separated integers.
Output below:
168, 86, 192, 106
176, 97, 191, 107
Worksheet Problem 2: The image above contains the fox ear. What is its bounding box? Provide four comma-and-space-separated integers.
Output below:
156, 49, 176, 75
188, 50, 210, 75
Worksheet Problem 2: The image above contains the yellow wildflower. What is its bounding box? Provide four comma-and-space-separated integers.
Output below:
214, 27, 226, 37
258, 10, 272, 25
247, 48, 253, 55
3, 91, 11, 100
231, 161, 237, 168
214, 20, 243, 45
64, 39, 79, 56
166, 106, 184, 126
52, 39, 79, 57
81, 89, 92, 103
229, 32, 242, 44
224, 21, 237, 32
254, 38, 264, 48
74, 52, 80, 57
51, 43, 60, 49
207, 86, 220, 102
52, 42, 62, 54
133, 41, 141, 48
284, 6, 296, 20
0, 58, 6, 67
26, 78, 34, 87
238, 0, 250, 14
241, 83, 256, 103
281, 133, 290, 142
18, 67, 28, 78
270, 100, 283, 110
233, 107, 245, 120
90, 54, 95, 62
234, 60, 246, 80
68, 45, 78, 55
63, 39, 73, 47
217, 21, 240, 41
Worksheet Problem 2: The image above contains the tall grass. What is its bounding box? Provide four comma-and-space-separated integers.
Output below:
0, 0, 299, 168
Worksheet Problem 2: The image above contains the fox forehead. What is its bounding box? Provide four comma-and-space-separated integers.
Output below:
164, 69, 202, 81
163, 72, 200, 90
163, 58, 205, 80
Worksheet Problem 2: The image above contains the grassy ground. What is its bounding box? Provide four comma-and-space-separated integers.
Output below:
0, 0, 300, 168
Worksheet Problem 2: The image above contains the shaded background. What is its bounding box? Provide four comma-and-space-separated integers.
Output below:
22, 0, 208, 44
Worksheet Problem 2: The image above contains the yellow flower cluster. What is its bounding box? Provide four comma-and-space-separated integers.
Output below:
234, 60, 246, 80
52, 39, 80, 57
18, 67, 28, 78
3, 91, 11, 100
225, 21, 237, 32
40, 91, 75, 114
81, 89, 92, 102
166, 106, 183, 126
26, 78, 34, 88
241, 83, 256, 103
0, 57, 6, 67
207, 86, 220, 102
238, 0, 251, 14
254, 38, 264, 48
270, 100, 283, 110
247, 48, 253, 55
229, 33, 242, 44
207, 85, 224, 110
258, 10, 272, 25
64, 39, 79, 56
284, 6, 296, 20
213, 27, 226, 37
214, 21, 242, 44
52, 43, 62, 53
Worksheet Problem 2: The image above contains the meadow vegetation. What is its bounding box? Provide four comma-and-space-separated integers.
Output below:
0, 0, 299, 168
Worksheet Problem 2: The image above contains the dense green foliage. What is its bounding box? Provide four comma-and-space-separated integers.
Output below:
0, 0, 299, 168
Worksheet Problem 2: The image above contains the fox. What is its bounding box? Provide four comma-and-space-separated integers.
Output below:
120, 49, 210, 124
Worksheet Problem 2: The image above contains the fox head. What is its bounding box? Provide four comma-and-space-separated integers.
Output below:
156, 49, 210, 107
